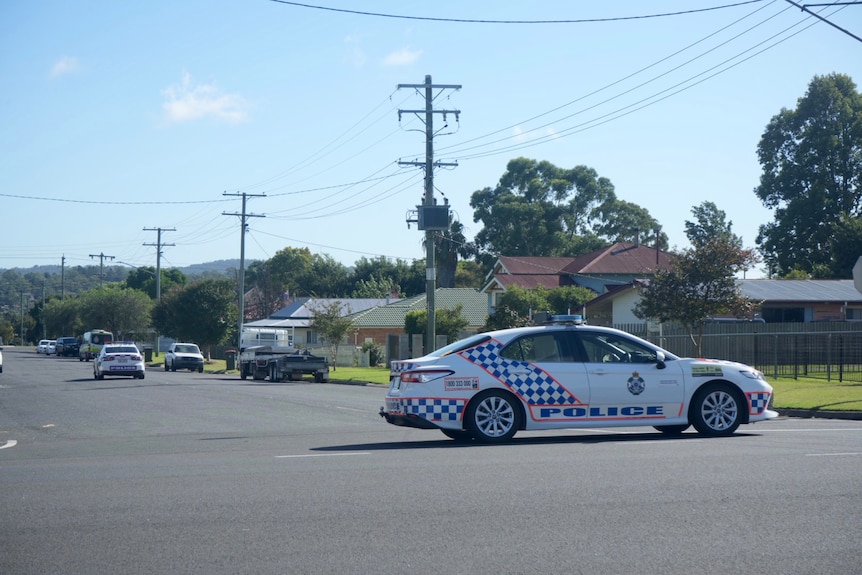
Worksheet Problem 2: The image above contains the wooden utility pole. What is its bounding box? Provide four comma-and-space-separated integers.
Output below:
143, 227, 176, 301
397, 75, 460, 354
223, 192, 265, 348
89, 252, 115, 288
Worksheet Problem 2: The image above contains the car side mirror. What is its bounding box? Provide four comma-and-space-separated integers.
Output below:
655, 350, 666, 370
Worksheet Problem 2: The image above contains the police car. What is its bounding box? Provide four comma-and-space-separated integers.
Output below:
380, 316, 777, 442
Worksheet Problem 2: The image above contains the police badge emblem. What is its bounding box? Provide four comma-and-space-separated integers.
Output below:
627, 371, 645, 395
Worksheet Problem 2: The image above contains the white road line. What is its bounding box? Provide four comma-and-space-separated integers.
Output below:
805, 452, 862, 457
275, 452, 371, 459
0, 440, 18, 450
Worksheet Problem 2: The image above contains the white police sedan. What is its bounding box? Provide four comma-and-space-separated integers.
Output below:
380, 316, 777, 442
94, 343, 145, 380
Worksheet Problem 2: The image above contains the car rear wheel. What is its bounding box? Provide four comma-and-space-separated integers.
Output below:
164, 361, 169, 371
465, 391, 520, 443
690, 383, 743, 437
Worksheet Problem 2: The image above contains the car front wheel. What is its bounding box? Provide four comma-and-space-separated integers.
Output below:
441, 428, 474, 442
465, 391, 520, 443
653, 424, 690, 435
690, 383, 743, 437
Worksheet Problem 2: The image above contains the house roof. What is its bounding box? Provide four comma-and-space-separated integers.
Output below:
485, 274, 571, 291
580, 279, 862, 311
270, 297, 399, 319
349, 288, 488, 328
739, 279, 862, 303
493, 256, 581, 276
562, 242, 672, 275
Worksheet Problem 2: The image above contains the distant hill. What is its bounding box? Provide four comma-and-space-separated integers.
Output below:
1, 259, 249, 277
0, 260, 254, 313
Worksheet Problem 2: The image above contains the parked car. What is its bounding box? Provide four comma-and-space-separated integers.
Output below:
37, 339, 54, 354
381, 315, 778, 442
54, 336, 80, 357
164, 343, 205, 372
93, 343, 145, 380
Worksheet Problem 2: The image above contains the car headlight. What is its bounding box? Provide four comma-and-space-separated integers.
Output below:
739, 369, 764, 381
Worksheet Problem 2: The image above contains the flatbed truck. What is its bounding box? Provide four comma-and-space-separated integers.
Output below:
238, 346, 329, 383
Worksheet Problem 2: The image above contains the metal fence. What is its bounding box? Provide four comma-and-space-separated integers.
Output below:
615, 322, 862, 383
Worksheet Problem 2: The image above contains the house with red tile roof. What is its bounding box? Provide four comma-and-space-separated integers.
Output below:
481, 241, 673, 317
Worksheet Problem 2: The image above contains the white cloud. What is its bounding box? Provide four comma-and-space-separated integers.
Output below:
512, 125, 525, 142
50, 56, 80, 78
161, 71, 247, 124
344, 35, 366, 68
382, 47, 422, 67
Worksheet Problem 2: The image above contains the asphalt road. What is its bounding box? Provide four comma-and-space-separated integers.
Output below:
1, 346, 860, 575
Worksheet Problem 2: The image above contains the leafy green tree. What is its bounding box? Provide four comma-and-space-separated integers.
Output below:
634, 238, 758, 355
42, 297, 82, 337
308, 300, 354, 371
404, 305, 469, 347
430, 219, 474, 288
305, 253, 351, 297
685, 201, 742, 249
484, 286, 594, 330
351, 275, 398, 298
590, 198, 667, 248
829, 214, 862, 279
350, 256, 423, 297
124, 266, 186, 300
755, 73, 862, 277
0, 318, 14, 345
152, 279, 237, 358
470, 158, 664, 267
455, 260, 485, 288
77, 286, 153, 339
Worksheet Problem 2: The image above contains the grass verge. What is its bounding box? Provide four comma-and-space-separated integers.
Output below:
770, 377, 862, 411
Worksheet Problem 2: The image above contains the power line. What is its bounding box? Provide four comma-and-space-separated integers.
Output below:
785, 0, 862, 42
269, 0, 769, 24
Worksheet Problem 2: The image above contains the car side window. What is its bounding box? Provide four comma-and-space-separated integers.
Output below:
575, 332, 658, 364
500, 333, 572, 363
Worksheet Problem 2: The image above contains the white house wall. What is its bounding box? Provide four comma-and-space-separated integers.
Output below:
610, 289, 645, 325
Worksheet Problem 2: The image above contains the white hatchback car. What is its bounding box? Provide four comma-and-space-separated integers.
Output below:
37, 339, 54, 354
381, 316, 778, 442
94, 343, 145, 380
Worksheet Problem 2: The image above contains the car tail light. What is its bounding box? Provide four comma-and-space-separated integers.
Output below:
103, 356, 116, 362
399, 369, 453, 384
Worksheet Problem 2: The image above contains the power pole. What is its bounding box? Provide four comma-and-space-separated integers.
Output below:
223, 192, 265, 348
398, 74, 460, 354
89, 252, 115, 288
143, 227, 176, 301
61, 255, 66, 299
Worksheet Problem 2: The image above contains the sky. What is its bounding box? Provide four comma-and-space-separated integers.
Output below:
1, 1, 860, 280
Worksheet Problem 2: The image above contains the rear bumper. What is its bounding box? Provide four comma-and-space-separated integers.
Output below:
378, 408, 440, 430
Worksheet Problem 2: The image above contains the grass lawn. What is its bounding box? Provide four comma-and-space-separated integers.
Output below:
175, 361, 861, 412
769, 377, 862, 411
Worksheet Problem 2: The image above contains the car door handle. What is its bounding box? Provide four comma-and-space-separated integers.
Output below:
589, 369, 610, 376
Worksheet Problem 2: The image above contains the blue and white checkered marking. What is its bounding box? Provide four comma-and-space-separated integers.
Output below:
748, 392, 771, 415
403, 398, 465, 421
459, 340, 581, 405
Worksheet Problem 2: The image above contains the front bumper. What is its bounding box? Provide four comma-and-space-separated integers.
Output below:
172, 357, 204, 369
